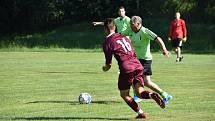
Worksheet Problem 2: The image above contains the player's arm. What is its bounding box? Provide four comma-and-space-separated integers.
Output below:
102, 43, 113, 72
92, 22, 104, 26
145, 28, 170, 57
155, 37, 170, 57
182, 20, 187, 42
102, 64, 111, 72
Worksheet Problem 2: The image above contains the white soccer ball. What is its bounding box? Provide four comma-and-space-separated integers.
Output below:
78, 93, 92, 104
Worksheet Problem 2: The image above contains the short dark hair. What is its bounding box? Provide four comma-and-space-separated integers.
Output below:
119, 6, 125, 10
104, 18, 115, 30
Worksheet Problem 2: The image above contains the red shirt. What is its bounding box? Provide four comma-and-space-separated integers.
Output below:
169, 19, 187, 40
103, 33, 143, 73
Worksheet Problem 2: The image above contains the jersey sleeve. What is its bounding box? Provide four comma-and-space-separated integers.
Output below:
145, 28, 158, 41
182, 20, 187, 37
121, 27, 132, 36
103, 41, 113, 65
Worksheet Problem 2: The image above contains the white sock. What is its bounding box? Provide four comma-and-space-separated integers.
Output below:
149, 92, 153, 99
138, 109, 144, 115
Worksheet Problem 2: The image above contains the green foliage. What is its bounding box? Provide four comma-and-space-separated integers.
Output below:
0, 0, 214, 33
0, 22, 104, 49
0, 0, 214, 51
0, 21, 214, 52
163, 0, 197, 14
0, 52, 215, 121
0, 0, 64, 33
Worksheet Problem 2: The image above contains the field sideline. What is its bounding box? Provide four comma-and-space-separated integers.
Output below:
0, 51, 214, 121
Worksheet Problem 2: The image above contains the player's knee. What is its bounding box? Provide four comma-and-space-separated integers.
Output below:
120, 94, 131, 102
120, 91, 129, 99
134, 87, 144, 97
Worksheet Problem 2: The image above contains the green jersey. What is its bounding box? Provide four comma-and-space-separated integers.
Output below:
128, 27, 157, 60
114, 16, 131, 35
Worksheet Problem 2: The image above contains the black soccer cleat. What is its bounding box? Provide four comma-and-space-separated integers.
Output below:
179, 56, 183, 62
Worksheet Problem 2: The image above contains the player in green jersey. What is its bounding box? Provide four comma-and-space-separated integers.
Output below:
126, 16, 173, 104
92, 6, 131, 34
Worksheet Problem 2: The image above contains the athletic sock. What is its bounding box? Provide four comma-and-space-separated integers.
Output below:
140, 91, 151, 99
125, 98, 140, 112
137, 109, 144, 115
160, 91, 168, 99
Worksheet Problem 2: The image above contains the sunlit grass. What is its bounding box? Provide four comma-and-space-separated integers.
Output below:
0, 51, 214, 121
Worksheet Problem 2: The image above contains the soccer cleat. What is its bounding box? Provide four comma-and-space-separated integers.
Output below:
163, 94, 173, 104
150, 93, 165, 109
133, 95, 142, 103
176, 58, 180, 62
179, 56, 183, 62
136, 113, 146, 119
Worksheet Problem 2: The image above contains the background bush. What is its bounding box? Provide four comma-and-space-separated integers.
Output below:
0, 0, 214, 52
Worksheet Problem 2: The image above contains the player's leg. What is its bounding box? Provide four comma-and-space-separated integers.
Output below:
172, 39, 181, 62
178, 39, 183, 62
144, 76, 172, 104
133, 69, 165, 109
133, 84, 142, 103
140, 59, 172, 104
176, 39, 183, 62
118, 72, 146, 119
134, 82, 165, 109
171, 40, 178, 54
120, 89, 146, 119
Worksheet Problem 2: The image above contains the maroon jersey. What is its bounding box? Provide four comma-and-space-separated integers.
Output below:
103, 33, 143, 73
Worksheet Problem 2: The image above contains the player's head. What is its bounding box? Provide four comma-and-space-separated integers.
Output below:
118, 6, 126, 18
175, 12, 181, 20
104, 18, 116, 35
130, 16, 142, 33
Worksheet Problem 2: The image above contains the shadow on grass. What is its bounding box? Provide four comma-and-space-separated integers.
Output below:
3, 116, 129, 120
26, 101, 121, 105
38, 71, 100, 74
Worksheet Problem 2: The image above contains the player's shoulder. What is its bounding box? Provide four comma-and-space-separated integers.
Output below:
113, 33, 124, 39
108, 33, 122, 41
124, 16, 130, 20
141, 27, 157, 39
114, 17, 121, 22
180, 19, 185, 23
140, 26, 147, 33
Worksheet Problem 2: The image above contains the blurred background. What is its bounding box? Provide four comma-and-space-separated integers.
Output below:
0, 0, 214, 52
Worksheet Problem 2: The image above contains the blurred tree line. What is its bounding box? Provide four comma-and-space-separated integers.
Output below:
0, 0, 214, 34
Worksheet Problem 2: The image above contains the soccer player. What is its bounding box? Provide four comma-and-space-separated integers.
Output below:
124, 16, 173, 104
92, 6, 131, 35
102, 18, 165, 119
168, 12, 187, 62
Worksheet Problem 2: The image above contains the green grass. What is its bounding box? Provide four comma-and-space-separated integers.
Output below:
0, 51, 215, 121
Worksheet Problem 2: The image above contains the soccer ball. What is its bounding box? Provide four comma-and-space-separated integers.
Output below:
78, 93, 92, 104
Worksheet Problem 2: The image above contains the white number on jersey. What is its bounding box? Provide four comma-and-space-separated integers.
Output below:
116, 38, 132, 53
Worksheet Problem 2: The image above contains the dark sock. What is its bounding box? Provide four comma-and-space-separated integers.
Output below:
140, 91, 151, 99
125, 98, 140, 112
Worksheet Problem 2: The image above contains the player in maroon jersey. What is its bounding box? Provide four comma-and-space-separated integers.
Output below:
102, 18, 165, 119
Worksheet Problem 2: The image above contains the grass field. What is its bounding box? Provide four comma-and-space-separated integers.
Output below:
0, 51, 215, 121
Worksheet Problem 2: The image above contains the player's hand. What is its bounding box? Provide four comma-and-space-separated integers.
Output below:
168, 37, 171, 41
163, 50, 170, 58
92, 22, 104, 26
92, 22, 97, 26
102, 64, 111, 72
182, 37, 187, 42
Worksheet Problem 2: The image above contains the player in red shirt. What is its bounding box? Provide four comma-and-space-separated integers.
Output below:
102, 18, 165, 119
168, 12, 187, 62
